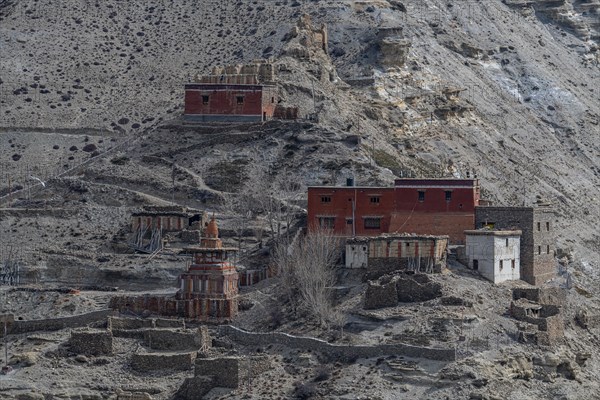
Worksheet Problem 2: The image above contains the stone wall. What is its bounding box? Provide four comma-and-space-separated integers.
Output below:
3, 310, 112, 336
144, 329, 200, 351
512, 287, 566, 306
219, 325, 455, 362
195, 357, 239, 388
130, 352, 196, 372
364, 278, 398, 309
364, 273, 443, 309
108, 316, 154, 330
69, 329, 113, 356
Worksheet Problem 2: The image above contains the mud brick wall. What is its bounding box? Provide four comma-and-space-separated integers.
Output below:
195, 357, 239, 388
69, 330, 113, 356
131, 352, 196, 372
475, 206, 555, 285
144, 329, 200, 351
219, 325, 455, 361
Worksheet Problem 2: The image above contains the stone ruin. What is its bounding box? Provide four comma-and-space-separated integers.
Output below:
281, 14, 328, 60
195, 60, 276, 85
364, 272, 443, 309
510, 287, 565, 346
68, 329, 113, 356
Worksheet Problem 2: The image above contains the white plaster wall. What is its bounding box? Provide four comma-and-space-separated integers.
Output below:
345, 243, 368, 268
466, 234, 495, 282
492, 236, 520, 283
466, 234, 520, 284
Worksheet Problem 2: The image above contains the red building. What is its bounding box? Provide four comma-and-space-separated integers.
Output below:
307, 178, 480, 244
184, 83, 277, 123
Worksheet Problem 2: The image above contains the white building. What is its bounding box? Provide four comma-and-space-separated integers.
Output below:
345, 239, 369, 268
464, 229, 521, 284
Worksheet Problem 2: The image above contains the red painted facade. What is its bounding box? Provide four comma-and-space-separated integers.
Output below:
307, 179, 480, 244
184, 83, 277, 122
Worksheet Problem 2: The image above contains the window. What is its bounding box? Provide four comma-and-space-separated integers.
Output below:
538, 246, 541, 255
418, 191, 425, 202
346, 219, 353, 225
546, 222, 550, 231
236, 95, 244, 105
537, 222, 541, 231
473, 260, 479, 270
500, 260, 503, 270
512, 259, 516, 269
506, 238, 509, 247
547, 245, 550, 254
364, 218, 381, 229
445, 190, 452, 201
370, 196, 380, 204
202, 95, 209, 105
321, 196, 331, 203
271, 96, 275, 103
318, 217, 335, 229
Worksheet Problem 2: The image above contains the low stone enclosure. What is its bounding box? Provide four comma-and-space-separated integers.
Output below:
218, 325, 456, 362
510, 287, 565, 346
364, 272, 444, 310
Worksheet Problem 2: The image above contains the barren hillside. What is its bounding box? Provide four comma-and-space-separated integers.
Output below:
0, 1, 599, 398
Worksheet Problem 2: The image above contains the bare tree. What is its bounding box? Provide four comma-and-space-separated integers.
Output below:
273, 227, 342, 329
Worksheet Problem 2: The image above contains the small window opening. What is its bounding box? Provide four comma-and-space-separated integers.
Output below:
202, 95, 209, 105
547, 245, 550, 254
271, 96, 275, 103
321, 196, 331, 203
537, 222, 541, 231
512, 259, 516, 269
473, 260, 479, 270
546, 222, 550, 231
500, 260, 503, 270
364, 218, 381, 229
445, 190, 452, 201
418, 191, 425, 202
318, 217, 335, 229
506, 238, 509, 247
346, 219, 353, 225
236, 95, 244, 105
538, 246, 541, 255
370, 196, 380, 204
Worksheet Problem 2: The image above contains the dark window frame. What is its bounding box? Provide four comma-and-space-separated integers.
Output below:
418, 191, 425, 202
321, 196, 331, 203
202, 95, 210, 105
445, 190, 452, 202
318, 217, 335, 229
364, 217, 381, 230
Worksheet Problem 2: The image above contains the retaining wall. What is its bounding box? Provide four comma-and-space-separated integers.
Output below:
219, 325, 455, 361
4, 310, 112, 336
130, 352, 196, 372
69, 329, 113, 356
144, 329, 200, 351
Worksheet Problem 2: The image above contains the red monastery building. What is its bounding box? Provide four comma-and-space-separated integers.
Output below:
177, 216, 239, 320
307, 178, 480, 244
184, 62, 278, 123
